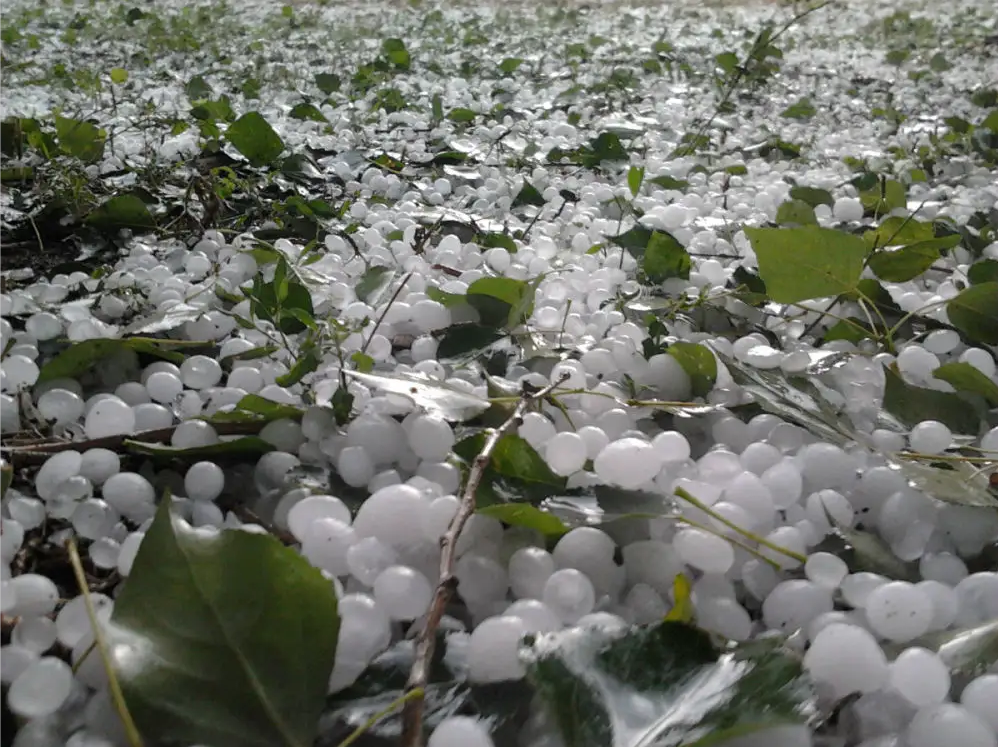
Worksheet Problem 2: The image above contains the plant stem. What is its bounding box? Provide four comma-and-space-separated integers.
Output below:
361, 271, 412, 356
338, 688, 424, 747
400, 374, 570, 747
66, 539, 144, 747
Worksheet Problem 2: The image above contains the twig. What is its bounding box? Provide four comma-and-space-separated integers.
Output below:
360, 271, 412, 356
338, 687, 424, 747
400, 373, 569, 746
67, 538, 144, 747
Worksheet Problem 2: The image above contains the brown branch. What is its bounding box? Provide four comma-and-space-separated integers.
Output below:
400, 373, 569, 747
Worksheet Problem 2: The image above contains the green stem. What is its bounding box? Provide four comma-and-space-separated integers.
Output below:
338, 688, 424, 747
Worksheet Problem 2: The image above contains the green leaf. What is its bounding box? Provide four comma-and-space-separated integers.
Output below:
249, 277, 313, 335
498, 57, 524, 74
780, 97, 816, 120
109, 499, 338, 747
666, 342, 717, 397
864, 216, 935, 247
647, 176, 689, 192
860, 179, 906, 216
185, 74, 213, 99
446, 107, 477, 123
37, 337, 193, 383
929, 52, 951, 72
896, 459, 998, 509
525, 621, 816, 747
431, 93, 444, 122
663, 574, 694, 623
868, 242, 942, 282
608, 225, 654, 256
585, 132, 628, 166
643, 231, 691, 282
932, 362, 998, 406
982, 109, 998, 132
381, 38, 410, 70
426, 287, 468, 307
207, 394, 304, 424
788, 186, 833, 208
275, 351, 320, 387
478, 503, 568, 537
467, 276, 535, 328
55, 116, 105, 162
512, 180, 546, 209
86, 194, 155, 231
947, 282, 998, 345
745, 226, 867, 303
627, 166, 645, 198
124, 436, 275, 460
455, 433, 565, 490
355, 265, 394, 303
289, 103, 327, 122
883, 365, 981, 435
110, 67, 128, 84
968, 259, 998, 285
904, 621, 998, 685
314, 72, 341, 95
823, 318, 876, 344
226, 112, 285, 168
343, 369, 489, 421
775, 199, 817, 226
478, 232, 517, 253
437, 324, 505, 359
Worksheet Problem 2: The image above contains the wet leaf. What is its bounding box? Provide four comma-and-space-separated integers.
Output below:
905, 621, 998, 684
666, 342, 717, 397
124, 436, 275, 460
947, 282, 998, 345
206, 394, 304, 424
775, 199, 817, 226
967, 259, 998, 285
478, 503, 569, 537
37, 337, 193, 382
745, 226, 866, 303
608, 225, 654, 256
466, 276, 535, 328
455, 433, 565, 489
788, 186, 834, 208
647, 176, 689, 192
524, 621, 816, 747
663, 574, 694, 623
643, 231, 691, 282
344, 369, 489, 421
86, 194, 155, 231
437, 323, 506, 359
933, 362, 998, 406
863, 216, 935, 248
289, 103, 327, 122
781, 97, 816, 120
512, 180, 546, 209
226, 112, 285, 167
381, 38, 410, 70
355, 265, 394, 303
868, 242, 943, 282
109, 500, 338, 747
883, 365, 982, 435
627, 165, 645, 198
895, 459, 998, 509
447, 107, 477, 123
121, 304, 208, 335
314, 73, 341, 95
55, 116, 105, 162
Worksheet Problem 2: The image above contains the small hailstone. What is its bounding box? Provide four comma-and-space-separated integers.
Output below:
593, 437, 663, 489
456, 554, 508, 604
651, 430, 691, 463
56, 594, 112, 649
542, 568, 595, 623
889, 647, 950, 707
301, 518, 356, 577
545, 432, 587, 476
909, 420, 951, 454
800, 442, 854, 489
625, 583, 668, 624
762, 580, 833, 633
346, 537, 398, 586
84, 396, 135, 439
102, 472, 155, 522
0, 646, 37, 684
117, 531, 145, 576
467, 615, 529, 683
519, 413, 556, 449
353, 484, 425, 548
79, 449, 120, 485
11, 617, 57, 654
336, 593, 392, 664
8, 574, 59, 617
504, 599, 562, 633
832, 197, 864, 222
145, 371, 183, 404
407, 414, 455, 462
337, 446, 375, 488
622, 541, 683, 596
372, 565, 433, 620
179, 355, 222, 389
72, 499, 118, 540
428, 716, 495, 747
804, 623, 888, 698
961, 674, 998, 734
36, 388, 84, 426
184, 461, 225, 502
6, 656, 74, 718
761, 460, 804, 509
864, 581, 933, 642
804, 552, 849, 589
696, 596, 752, 641
906, 704, 997, 747
35, 450, 83, 500
508, 546, 555, 600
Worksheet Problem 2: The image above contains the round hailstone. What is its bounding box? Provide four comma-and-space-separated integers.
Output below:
346, 537, 398, 586
102, 472, 155, 522
145, 371, 184, 404
79, 448, 120, 485
428, 716, 495, 747
841, 572, 889, 608
593, 437, 663, 489
180, 355, 222, 389
915, 580, 958, 631
962, 675, 998, 733
909, 420, 952, 455
9, 574, 59, 617
0, 646, 37, 685
372, 565, 433, 620
761, 461, 804, 509
2, 355, 39, 391
0, 394, 20, 433
421, 494, 459, 542
673, 528, 735, 574
545, 432, 587, 477
35, 450, 83, 500
456, 554, 508, 605
505, 599, 562, 634
800, 443, 854, 489
407, 414, 455, 462
762, 580, 833, 633
25, 312, 63, 340
578, 426, 611, 460
626, 584, 668, 624
337, 593, 392, 665
888, 647, 950, 707
36, 388, 84, 426
542, 568, 595, 624
652, 430, 691, 463
519, 413, 556, 449
832, 197, 863, 222
804, 552, 849, 590
622, 540, 683, 596
171, 420, 218, 449
466, 615, 529, 683
954, 572, 998, 625
84, 396, 135, 439
117, 532, 145, 576
6, 656, 74, 718
11, 617, 57, 654
508, 546, 555, 600
184, 461, 225, 502
353, 484, 426, 549
72, 499, 117, 540
864, 581, 933, 642
301, 518, 357, 576
803, 623, 888, 698
907, 704, 997, 747
56, 593, 112, 649
337, 446, 375, 488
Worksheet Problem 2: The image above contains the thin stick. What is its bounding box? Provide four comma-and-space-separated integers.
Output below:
361, 271, 413, 356
400, 374, 569, 746
337, 687, 424, 747
66, 539, 144, 747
